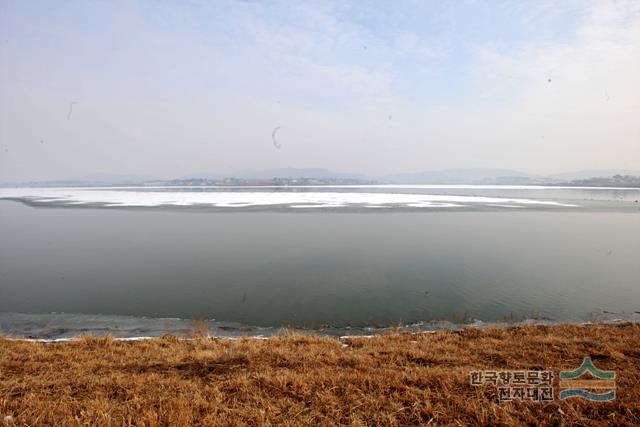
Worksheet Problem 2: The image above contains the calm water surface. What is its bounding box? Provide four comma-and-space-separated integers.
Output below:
1, 187, 639, 336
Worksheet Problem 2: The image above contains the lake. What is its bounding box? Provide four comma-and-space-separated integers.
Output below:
1, 185, 639, 338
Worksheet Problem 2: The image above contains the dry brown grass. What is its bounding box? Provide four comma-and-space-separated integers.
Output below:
1, 323, 639, 426
188, 319, 211, 339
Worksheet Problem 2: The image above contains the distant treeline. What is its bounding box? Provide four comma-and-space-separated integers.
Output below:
552, 175, 640, 188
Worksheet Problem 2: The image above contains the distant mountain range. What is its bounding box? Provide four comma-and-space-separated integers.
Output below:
382, 168, 640, 184
3, 168, 640, 187
223, 168, 368, 181
381, 168, 538, 184
546, 169, 640, 181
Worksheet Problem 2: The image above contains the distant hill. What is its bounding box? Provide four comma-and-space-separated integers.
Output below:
177, 168, 370, 181
381, 168, 640, 185
177, 172, 226, 181
381, 168, 539, 184
237, 168, 368, 181
548, 169, 640, 181
552, 174, 640, 188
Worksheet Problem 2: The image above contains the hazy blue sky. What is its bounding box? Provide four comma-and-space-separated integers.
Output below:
1, 0, 639, 181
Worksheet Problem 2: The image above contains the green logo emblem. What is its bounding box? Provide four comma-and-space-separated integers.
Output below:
559, 357, 615, 401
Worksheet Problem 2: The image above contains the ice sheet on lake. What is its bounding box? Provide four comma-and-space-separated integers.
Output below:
0, 187, 578, 209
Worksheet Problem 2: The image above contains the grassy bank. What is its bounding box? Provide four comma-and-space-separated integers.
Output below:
1, 323, 639, 426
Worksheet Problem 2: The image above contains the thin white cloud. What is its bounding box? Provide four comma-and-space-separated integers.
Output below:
0, 0, 638, 180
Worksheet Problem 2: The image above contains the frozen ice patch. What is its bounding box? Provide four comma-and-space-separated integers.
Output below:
0, 187, 579, 209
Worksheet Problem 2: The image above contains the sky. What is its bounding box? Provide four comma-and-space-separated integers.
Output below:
0, 0, 639, 181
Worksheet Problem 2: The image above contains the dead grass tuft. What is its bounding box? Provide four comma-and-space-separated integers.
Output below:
188, 319, 211, 339
78, 334, 114, 347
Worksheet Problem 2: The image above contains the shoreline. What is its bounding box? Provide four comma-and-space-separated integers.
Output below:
2, 311, 639, 342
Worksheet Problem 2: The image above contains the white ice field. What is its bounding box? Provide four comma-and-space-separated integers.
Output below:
0, 187, 578, 209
